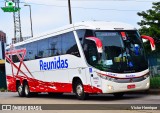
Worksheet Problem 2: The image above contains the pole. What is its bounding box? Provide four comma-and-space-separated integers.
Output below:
24, 4, 33, 37
29, 5, 33, 37
68, 0, 72, 24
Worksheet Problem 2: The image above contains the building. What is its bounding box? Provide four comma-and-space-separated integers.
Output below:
0, 31, 6, 43
0, 30, 6, 89
0, 41, 5, 60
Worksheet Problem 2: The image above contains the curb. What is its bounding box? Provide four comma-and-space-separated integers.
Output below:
0, 89, 160, 94
0, 90, 8, 92
126, 89, 160, 95
146, 89, 160, 95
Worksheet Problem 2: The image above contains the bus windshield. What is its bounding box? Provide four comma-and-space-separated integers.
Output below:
90, 30, 148, 73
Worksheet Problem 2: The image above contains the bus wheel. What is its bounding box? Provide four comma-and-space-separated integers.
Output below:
24, 82, 31, 97
17, 83, 25, 97
113, 93, 124, 98
74, 80, 88, 100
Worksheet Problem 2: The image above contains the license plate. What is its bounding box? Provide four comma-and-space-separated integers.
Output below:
127, 84, 135, 89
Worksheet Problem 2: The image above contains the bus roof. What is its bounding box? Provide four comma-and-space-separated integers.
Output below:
74, 21, 136, 30
6, 21, 136, 49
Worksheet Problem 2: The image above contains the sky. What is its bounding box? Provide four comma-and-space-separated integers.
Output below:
0, 0, 159, 44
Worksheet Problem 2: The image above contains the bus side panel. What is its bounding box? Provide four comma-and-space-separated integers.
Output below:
67, 56, 103, 94
44, 69, 72, 93
68, 67, 103, 94
6, 75, 16, 92
68, 55, 87, 89
15, 55, 72, 93
5, 62, 17, 92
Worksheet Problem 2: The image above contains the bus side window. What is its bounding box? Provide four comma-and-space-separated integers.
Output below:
83, 40, 98, 66
26, 42, 38, 60
85, 30, 94, 37
12, 55, 20, 63
76, 29, 86, 44
37, 39, 49, 58
61, 32, 80, 57
48, 35, 62, 57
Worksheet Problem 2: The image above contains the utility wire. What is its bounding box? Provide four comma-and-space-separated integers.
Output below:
0, 0, 157, 12
59, 0, 159, 2
0, 0, 159, 2
21, 2, 146, 12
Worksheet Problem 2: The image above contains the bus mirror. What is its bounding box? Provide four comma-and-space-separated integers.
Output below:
141, 35, 156, 51
86, 37, 103, 53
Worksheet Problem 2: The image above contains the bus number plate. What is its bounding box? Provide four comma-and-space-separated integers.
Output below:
127, 84, 135, 89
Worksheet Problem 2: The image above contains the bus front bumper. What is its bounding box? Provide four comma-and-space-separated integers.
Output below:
101, 77, 150, 94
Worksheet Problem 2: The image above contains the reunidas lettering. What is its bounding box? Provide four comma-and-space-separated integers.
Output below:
39, 57, 68, 70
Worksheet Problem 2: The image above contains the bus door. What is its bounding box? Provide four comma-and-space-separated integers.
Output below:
84, 37, 102, 90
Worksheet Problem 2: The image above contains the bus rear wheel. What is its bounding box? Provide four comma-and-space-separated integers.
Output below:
24, 82, 32, 97
74, 80, 88, 100
17, 83, 25, 97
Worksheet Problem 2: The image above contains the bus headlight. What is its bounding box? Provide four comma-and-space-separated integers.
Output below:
146, 82, 149, 87
108, 85, 114, 90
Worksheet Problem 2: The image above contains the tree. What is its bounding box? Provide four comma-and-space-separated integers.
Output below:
137, 2, 160, 52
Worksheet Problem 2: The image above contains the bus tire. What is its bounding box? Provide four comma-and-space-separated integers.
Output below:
17, 82, 25, 97
24, 82, 32, 97
74, 80, 88, 100
113, 93, 124, 98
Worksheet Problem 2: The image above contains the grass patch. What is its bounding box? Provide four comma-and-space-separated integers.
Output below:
0, 88, 7, 92
150, 76, 160, 89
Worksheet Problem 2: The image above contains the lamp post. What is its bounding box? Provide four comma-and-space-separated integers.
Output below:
24, 4, 33, 37
68, 0, 72, 24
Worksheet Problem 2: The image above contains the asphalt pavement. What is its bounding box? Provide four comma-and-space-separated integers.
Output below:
0, 92, 160, 113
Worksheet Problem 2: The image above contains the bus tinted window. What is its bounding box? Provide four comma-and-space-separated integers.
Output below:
12, 55, 20, 63
26, 42, 38, 60
76, 29, 86, 44
85, 30, 94, 37
61, 32, 80, 57
48, 35, 62, 57
7, 31, 80, 61
37, 39, 49, 58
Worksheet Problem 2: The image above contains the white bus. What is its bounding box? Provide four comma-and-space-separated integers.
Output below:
5, 21, 155, 100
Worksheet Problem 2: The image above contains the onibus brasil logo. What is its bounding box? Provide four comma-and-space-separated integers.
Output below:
1, 0, 21, 12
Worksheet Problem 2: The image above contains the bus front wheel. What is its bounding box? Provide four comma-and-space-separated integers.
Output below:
74, 80, 88, 100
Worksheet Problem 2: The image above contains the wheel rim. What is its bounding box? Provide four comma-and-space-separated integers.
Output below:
76, 84, 83, 96
18, 85, 22, 94
25, 85, 29, 95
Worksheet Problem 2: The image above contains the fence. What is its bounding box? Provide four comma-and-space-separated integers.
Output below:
148, 52, 160, 77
